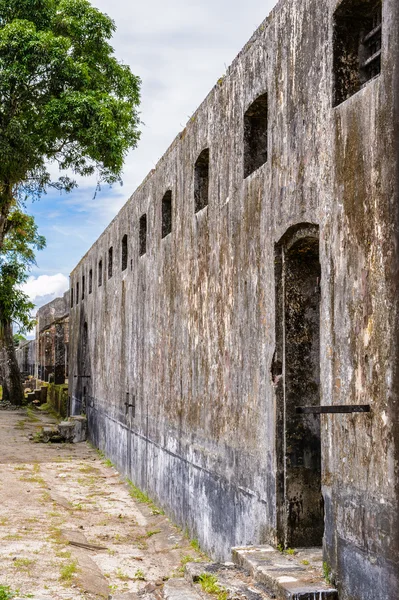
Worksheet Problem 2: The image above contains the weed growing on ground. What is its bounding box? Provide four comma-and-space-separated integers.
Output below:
323, 561, 332, 584
302, 559, 310, 566
115, 569, 129, 581
134, 568, 145, 581
197, 573, 228, 600
285, 548, 296, 556
26, 408, 39, 422
0, 518, 8, 526
190, 538, 200, 552
59, 560, 78, 582
13, 558, 35, 570
126, 479, 164, 515
0, 585, 14, 600
146, 529, 161, 537
56, 550, 71, 559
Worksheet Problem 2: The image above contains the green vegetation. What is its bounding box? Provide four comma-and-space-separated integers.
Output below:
115, 568, 129, 581
146, 529, 161, 537
12, 558, 35, 570
197, 573, 228, 600
190, 538, 200, 552
133, 568, 145, 581
302, 559, 310, 566
0, 585, 14, 600
126, 479, 165, 516
323, 561, 332, 584
59, 560, 78, 582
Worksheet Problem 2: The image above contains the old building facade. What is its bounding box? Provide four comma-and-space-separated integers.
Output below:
69, 1, 399, 598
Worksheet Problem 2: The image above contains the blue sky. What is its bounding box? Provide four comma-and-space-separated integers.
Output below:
22, 0, 277, 313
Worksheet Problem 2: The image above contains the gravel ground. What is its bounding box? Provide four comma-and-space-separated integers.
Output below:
0, 406, 204, 599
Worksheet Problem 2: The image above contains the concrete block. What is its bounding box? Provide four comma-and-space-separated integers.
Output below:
69, 415, 87, 443
232, 546, 338, 600
58, 421, 75, 443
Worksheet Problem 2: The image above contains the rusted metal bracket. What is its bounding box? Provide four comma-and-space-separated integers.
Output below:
296, 405, 371, 414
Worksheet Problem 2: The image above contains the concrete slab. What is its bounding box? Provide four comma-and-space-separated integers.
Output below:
163, 578, 204, 599
232, 546, 338, 600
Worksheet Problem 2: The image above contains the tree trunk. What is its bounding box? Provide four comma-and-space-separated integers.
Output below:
0, 322, 24, 405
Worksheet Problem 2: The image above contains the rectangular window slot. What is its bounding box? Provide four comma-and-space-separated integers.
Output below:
98, 260, 103, 287
121, 235, 128, 271
82, 276, 85, 300
108, 247, 113, 278
194, 149, 210, 212
76, 282, 79, 304
333, 0, 382, 106
162, 191, 172, 239
243, 93, 268, 178
70, 288, 74, 308
89, 269, 93, 294
139, 214, 147, 256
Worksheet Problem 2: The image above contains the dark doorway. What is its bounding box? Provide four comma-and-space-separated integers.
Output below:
274, 224, 323, 548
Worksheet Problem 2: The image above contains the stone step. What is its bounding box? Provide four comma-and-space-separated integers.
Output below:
232, 546, 338, 600
185, 562, 272, 599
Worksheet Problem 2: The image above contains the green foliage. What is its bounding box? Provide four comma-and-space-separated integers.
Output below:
323, 561, 332, 584
197, 573, 228, 600
0, 0, 141, 204
134, 568, 145, 581
0, 586, 14, 600
59, 559, 78, 581
0, 209, 45, 332
126, 479, 165, 515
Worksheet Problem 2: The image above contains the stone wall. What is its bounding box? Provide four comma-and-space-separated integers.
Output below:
36, 293, 69, 384
15, 339, 36, 378
69, 1, 399, 598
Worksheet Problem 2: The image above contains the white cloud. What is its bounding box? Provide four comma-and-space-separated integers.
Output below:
22, 274, 69, 309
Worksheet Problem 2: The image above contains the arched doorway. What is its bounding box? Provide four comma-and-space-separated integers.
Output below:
274, 223, 324, 548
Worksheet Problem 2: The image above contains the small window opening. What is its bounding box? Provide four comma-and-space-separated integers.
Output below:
70, 287, 74, 308
139, 214, 147, 256
194, 149, 210, 212
76, 282, 79, 304
333, 0, 382, 106
89, 269, 93, 294
121, 234, 128, 271
82, 275, 85, 300
244, 93, 268, 178
108, 246, 113, 278
98, 259, 103, 287
162, 191, 172, 238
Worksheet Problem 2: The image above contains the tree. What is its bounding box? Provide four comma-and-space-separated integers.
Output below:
0, 209, 45, 404
0, 0, 141, 250
0, 0, 141, 402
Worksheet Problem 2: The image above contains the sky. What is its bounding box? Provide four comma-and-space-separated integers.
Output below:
22, 0, 277, 317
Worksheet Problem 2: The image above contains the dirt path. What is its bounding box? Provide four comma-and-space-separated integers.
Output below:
0, 406, 204, 599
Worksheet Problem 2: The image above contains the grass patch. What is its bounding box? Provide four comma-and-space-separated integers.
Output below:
323, 561, 332, 585
26, 408, 39, 422
0, 585, 15, 600
13, 558, 35, 570
146, 529, 161, 537
126, 479, 164, 516
197, 573, 228, 600
302, 559, 310, 566
115, 568, 130, 581
60, 560, 78, 582
134, 568, 145, 581
190, 538, 200, 552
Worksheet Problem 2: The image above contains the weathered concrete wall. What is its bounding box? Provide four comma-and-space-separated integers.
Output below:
36, 293, 69, 383
15, 339, 36, 378
69, 0, 399, 598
